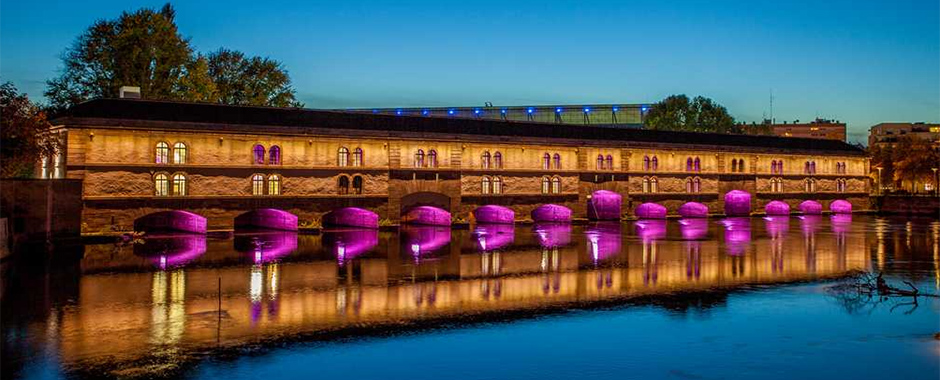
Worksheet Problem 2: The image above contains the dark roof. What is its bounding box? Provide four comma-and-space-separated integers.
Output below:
53, 98, 865, 155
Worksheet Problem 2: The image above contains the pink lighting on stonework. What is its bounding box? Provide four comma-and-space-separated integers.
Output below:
473, 205, 515, 224
322, 228, 379, 264
678, 202, 709, 218
403, 206, 451, 226
635, 219, 667, 242
234, 231, 299, 264
531, 204, 572, 223
721, 217, 751, 256
635, 202, 667, 219
533, 223, 572, 248
724, 190, 752, 216
234, 209, 299, 231
830, 200, 853, 214
473, 223, 515, 252
585, 222, 621, 263
402, 225, 451, 260
133, 210, 207, 234
799, 200, 823, 215
134, 233, 208, 270
765, 200, 791, 216
253, 144, 265, 164
679, 218, 709, 240
322, 207, 380, 229
588, 190, 622, 220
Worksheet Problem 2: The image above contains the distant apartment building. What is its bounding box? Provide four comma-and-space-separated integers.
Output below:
868, 122, 940, 148
757, 118, 847, 142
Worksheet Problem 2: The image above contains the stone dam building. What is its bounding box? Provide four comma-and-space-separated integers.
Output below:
46, 99, 869, 233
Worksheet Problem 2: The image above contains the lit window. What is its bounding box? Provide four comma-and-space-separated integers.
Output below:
428, 150, 438, 168
651, 156, 658, 171
352, 175, 363, 194
543, 153, 551, 170
172, 173, 187, 196
553, 153, 561, 170
551, 176, 561, 193
686, 157, 693, 172
338, 147, 349, 167
643, 156, 650, 171
173, 142, 187, 164
597, 154, 605, 170
694, 177, 701, 193
268, 174, 281, 195
493, 152, 502, 169
650, 177, 658, 193
155, 142, 169, 164
154, 173, 169, 196
252, 174, 265, 195
606, 155, 614, 170
415, 149, 425, 168
269, 146, 281, 165
642, 177, 650, 193
338, 176, 349, 195
694, 157, 700, 172
353, 148, 363, 167
253, 145, 265, 164
541, 176, 550, 194
493, 176, 502, 194
482, 176, 491, 194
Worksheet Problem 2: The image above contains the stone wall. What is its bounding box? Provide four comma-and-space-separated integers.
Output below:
1, 179, 82, 247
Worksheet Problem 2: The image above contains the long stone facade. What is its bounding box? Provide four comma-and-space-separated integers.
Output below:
50, 99, 870, 232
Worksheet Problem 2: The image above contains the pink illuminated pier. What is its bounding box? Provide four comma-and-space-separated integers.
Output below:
473, 205, 515, 224
678, 202, 709, 218
799, 200, 823, 215
765, 201, 791, 216
402, 206, 452, 226
133, 210, 207, 234
531, 204, 572, 223
587, 190, 622, 220
635, 202, 667, 219
322, 207, 379, 229
724, 190, 752, 216
830, 200, 853, 214
235, 209, 298, 231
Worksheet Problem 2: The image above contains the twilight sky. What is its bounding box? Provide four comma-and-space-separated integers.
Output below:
2, 0, 938, 144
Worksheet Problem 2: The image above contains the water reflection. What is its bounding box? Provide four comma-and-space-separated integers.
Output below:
6, 215, 936, 379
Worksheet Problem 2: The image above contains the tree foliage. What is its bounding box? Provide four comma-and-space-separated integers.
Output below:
207, 48, 302, 108
890, 136, 940, 192
1, 82, 57, 178
45, 3, 301, 111
644, 94, 742, 134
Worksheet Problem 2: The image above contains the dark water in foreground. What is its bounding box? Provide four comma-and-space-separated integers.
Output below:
2, 215, 938, 379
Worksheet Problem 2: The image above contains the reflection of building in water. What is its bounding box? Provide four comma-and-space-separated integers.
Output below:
56, 220, 873, 368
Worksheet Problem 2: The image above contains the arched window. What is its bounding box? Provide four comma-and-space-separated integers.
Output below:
155, 142, 169, 164
492, 176, 502, 194
686, 177, 694, 193
173, 142, 187, 164
597, 154, 605, 170
551, 176, 561, 193
415, 149, 425, 168
154, 173, 169, 196
651, 156, 658, 171
428, 149, 438, 168
694, 177, 701, 193
252, 174, 265, 195
338, 176, 350, 195
686, 157, 693, 172
253, 145, 265, 164
353, 148, 363, 167
268, 174, 281, 195
338, 147, 349, 167
778, 161, 784, 174
804, 178, 816, 193
553, 153, 561, 169
771, 160, 778, 174
482, 176, 491, 194
493, 151, 502, 169
171, 173, 187, 196
810, 161, 816, 174
694, 157, 701, 172
543, 153, 551, 170
606, 155, 614, 170
269, 145, 281, 165
642, 177, 651, 193
541, 176, 551, 194
482, 151, 491, 169
352, 175, 363, 194
643, 156, 650, 171
650, 177, 658, 193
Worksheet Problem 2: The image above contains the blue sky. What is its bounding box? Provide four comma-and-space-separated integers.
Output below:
2, 0, 938, 143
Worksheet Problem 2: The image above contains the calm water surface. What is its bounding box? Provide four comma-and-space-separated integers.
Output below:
2, 215, 939, 379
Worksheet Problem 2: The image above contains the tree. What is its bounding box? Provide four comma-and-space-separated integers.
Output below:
892, 136, 940, 193
644, 94, 741, 134
44, 4, 303, 110
1, 82, 58, 178
207, 48, 303, 108
45, 3, 192, 112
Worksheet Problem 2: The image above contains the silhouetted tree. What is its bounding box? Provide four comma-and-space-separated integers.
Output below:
1, 82, 57, 178
207, 48, 303, 108
645, 94, 740, 134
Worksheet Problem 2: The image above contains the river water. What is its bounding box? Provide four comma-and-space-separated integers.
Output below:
2, 215, 938, 379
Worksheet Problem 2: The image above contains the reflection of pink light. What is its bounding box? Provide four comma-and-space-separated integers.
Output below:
679, 218, 708, 240
585, 222, 621, 262
134, 210, 207, 234
473, 205, 515, 224
635, 219, 667, 242
724, 190, 752, 216
765, 201, 791, 216
134, 233, 208, 269
764, 216, 790, 237
403, 206, 452, 226
402, 225, 451, 257
533, 223, 572, 248
588, 190, 622, 220
831, 214, 852, 234
234, 232, 298, 263
799, 215, 822, 236
635, 202, 667, 219
799, 200, 823, 215
722, 217, 751, 256
473, 223, 515, 252
323, 229, 379, 263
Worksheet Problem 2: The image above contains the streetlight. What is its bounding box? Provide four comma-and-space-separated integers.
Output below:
932, 167, 938, 196
876, 167, 883, 195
